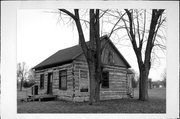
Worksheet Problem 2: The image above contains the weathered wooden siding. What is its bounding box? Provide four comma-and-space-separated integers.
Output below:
72, 60, 130, 101
35, 60, 132, 102
100, 65, 128, 100
101, 41, 127, 67
75, 40, 128, 68
73, 60, 90, 102
35, 63, 74, 101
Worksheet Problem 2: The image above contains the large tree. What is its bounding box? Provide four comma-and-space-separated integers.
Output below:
122, 9, 165, 101
59, 9, 102, 104
58, 9, 165, 102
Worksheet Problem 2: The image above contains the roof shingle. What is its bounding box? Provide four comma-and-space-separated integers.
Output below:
33, 45, 83, 70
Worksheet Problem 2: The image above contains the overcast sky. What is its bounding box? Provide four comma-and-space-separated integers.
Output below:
17, 9, 166, 81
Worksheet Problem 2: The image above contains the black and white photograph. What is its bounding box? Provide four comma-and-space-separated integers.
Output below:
1, 1, 179, 119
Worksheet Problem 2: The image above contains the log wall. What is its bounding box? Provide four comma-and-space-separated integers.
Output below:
72, 60, 130, 101
73, 60, 90, 102
35, 63, 74, 101
34, 61, 132, 102
100, 65, 128, 100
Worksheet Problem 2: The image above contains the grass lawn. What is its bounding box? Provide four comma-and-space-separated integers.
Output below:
17, 88, 166, 113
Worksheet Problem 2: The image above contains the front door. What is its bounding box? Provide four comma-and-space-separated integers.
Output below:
47, 73, 53, 95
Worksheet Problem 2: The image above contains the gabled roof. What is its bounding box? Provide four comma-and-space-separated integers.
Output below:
33, 45, 83, 70
104, 36, 131, 68
33, 35, 131, 70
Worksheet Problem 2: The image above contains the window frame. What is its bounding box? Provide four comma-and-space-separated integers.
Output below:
101, 71, 109, 88
40, 74, 44, 89
59, 70, 67, 90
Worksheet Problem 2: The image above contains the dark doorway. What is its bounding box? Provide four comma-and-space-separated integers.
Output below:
47, 73, 53, 95
34, 85, 38, 95
31, 85, 38, 95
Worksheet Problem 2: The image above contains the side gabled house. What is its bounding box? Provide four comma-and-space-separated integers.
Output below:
33, 35, 134, 102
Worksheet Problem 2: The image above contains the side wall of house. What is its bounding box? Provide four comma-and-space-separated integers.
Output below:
34, 63, 74, 101
73, 60, 90, 102
72, 60, 130, 101
100, 65, 128, 100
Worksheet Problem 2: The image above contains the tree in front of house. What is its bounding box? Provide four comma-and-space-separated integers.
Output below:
17, 62, 28, 91
59, 9, 101, 104
97, 9, 165, 101
121, 9, 165, 101
57, 9, 166, 102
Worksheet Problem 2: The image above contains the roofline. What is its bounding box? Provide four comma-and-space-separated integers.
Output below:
71, 35, 131, 68
72, 50, 83, 60
33, 35, 131, 70
33, 60, 73, 71
104, 36, 131, 68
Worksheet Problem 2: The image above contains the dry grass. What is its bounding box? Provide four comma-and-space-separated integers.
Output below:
17, 88, 166, 113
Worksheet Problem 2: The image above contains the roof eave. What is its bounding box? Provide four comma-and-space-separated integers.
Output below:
34, 60, 73, 71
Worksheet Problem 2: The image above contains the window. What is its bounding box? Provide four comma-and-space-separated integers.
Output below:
102, 71, 109, 88
80, 88, 88, 92
40, 74, 44, 89
59, 70, 67, 90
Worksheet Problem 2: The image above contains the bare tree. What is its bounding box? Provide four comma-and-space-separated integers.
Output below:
97, 9, 166, 100
121, 9, 165, 101
161, 69, 166, 87
28, 69, 35, 81
59, 9, 102, 104
57, 9, 165, 102
17, 62, 28, 91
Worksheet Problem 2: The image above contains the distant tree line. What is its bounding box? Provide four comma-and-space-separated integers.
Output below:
131, 77, 166, 89
17, 62, 35, 90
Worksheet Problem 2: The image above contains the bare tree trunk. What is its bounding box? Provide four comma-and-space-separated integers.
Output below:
139, 66, 149, 101
20, 77, 23, 91
94, 9, 101, 102
124, 9, 164, 101
88, 60, 97, 104
59, 9, 101, 104
89, 9, 101, 104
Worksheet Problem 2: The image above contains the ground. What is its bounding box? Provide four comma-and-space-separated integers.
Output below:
17, 88, 166, 113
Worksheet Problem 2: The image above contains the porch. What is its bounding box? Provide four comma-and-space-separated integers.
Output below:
27, 94, 57, 102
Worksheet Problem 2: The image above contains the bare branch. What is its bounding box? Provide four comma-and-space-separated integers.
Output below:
124, 9, 139, 52
144, 9, 165, 67
59, 9, 77, 21
108, 12, 126, 38
99, 9, 109, 19
136, 10, 141, 46
152, 15, 166, 43
122, 17, 132, 41
142, 10, 146, 42
125, 9, 135, 41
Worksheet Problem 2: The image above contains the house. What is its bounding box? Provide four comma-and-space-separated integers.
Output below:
33, 35, 134, 102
